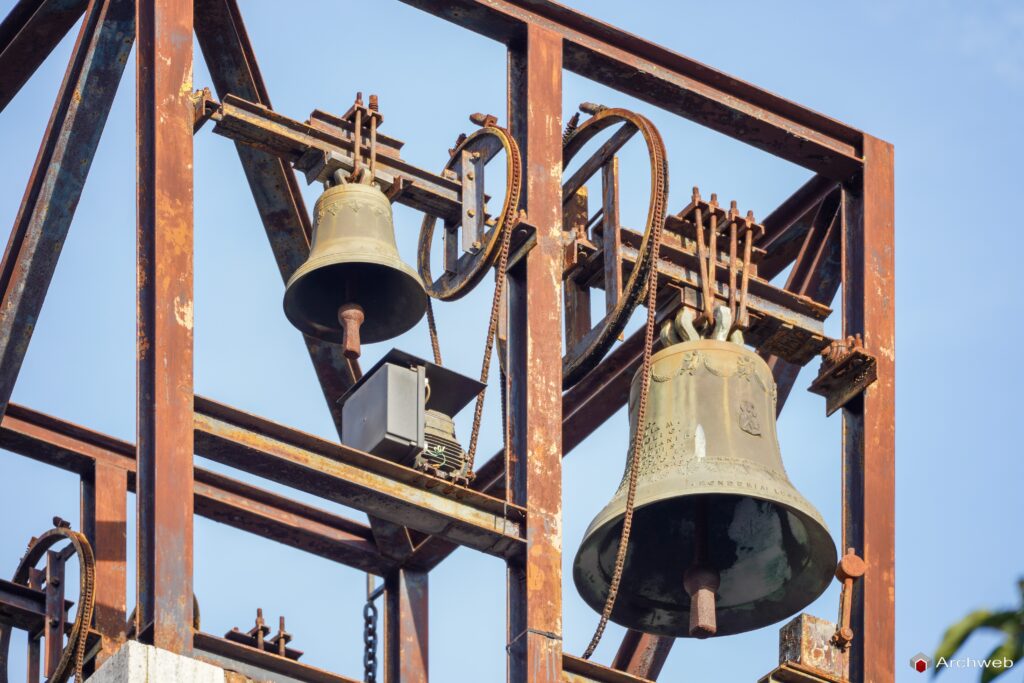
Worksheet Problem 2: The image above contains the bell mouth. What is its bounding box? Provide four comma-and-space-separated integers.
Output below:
572, 493, 837, 637
283, 258, 427, 344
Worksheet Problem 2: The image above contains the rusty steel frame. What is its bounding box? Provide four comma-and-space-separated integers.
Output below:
0, 0, 894, 681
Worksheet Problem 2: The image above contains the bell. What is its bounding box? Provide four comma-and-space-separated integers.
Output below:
283, 176, 426, 357
573, 337, 837, 638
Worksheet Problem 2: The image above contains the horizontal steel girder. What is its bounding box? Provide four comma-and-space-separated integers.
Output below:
192, 397, 526, 561
0, 402, 396, 575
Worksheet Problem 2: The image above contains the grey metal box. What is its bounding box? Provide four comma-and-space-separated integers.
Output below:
340, 360, 425, 465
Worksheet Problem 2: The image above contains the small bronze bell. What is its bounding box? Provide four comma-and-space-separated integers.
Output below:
283, 176, 426, 356
573, 329, 837, 638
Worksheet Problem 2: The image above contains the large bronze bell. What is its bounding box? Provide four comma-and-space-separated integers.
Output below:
573, 334, 837, 638
283, 176, 426, 356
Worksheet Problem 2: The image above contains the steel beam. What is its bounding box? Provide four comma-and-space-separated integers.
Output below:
192, 397, 525, 560
506, 23, 563, 683
384, 570, 428, 683
563, 653, 653, 683
0, 578, 51, 633
81, 461, 128, 663
841, 135, 895, 682
135, 0, 194, 653
0, 402, 395, 575
611, 631, 672, 680
400, 0, 863, 180
0, 0, 132, 418
759, 176, 839, 281
767, 190, 843, 412
0, 0, 89, 112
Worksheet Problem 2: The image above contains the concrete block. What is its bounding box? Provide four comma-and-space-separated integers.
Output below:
89, 641, 226, 683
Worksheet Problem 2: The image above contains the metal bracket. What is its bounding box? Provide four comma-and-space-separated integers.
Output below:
808, 335, 878, 416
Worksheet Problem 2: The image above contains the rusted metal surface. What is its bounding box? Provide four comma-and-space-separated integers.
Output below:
0, 0, 894, 678
43, 550, 65, 676
384, 570, 428, 683
194, 631, 361, 683
210, 94, 464, 222
0, 0, 133, 418
759, 177, 839, 281
765, 188, 843, 412
0, 401, 397, 575
417, 122, 522, 301
0, 0, 88, 112
563, 653, 652, 683
0, 578, 55, 633
832, 549, 866, 651
841, 135, 895, 682
767, 614, 849, 682
135, 0, 194, 654
560, 107, 668, 387
807, 336, 878, 417
81, 461, 128, 663
399, 0, 863, 180
193, 397, 525, 560
611, 631, 672, 680
506, 22, 564, 683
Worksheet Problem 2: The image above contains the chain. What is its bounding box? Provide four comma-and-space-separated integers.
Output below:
582, 130, 666, 658
0, 522, 96, 683
363, 598, 379, 682
425, 297, 443, 365
463, 207, 518, 474
425, 125, 522, 478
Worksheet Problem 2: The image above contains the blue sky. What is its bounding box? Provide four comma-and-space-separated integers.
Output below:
0, 1, 1021, 681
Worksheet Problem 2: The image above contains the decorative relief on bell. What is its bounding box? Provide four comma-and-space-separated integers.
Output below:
573, 334, 837, 638
739, 400, 762, 436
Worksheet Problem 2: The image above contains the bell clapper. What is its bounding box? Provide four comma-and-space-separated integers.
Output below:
683, 498, 720, 638
338, 304, 365, 360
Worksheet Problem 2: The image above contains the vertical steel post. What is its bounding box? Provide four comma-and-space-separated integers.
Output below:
384, 570, 428, 683
81, 462, 128, 663
506, 23, 563, 683
842, 134, 895, 682
135, 0, 194, 655
43, 550, 65, 677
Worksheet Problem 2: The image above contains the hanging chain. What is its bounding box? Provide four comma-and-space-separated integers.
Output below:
463, 207, 518, 474
425, 298, 443, 365
582, 152, 666, 660
363, 577, 380, 683
425, 125, 522, 478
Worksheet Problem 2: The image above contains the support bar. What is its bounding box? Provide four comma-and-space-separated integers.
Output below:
399, 0, 864, 179
192, 397, 525, 561
0, 402, 396, 575
0, 0, 88, 111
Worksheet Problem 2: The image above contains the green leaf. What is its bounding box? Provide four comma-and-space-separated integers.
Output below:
935, 610, 995, 668
978, 625, 1019, 683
